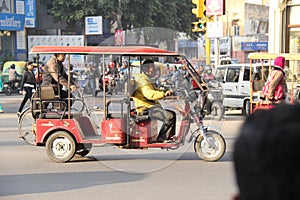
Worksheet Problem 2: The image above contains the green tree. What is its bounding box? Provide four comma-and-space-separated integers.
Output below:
40, 0, 198, 47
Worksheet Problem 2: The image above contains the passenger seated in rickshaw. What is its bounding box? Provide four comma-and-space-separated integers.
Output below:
42, 53, 77, 110
131, 60, 175, 143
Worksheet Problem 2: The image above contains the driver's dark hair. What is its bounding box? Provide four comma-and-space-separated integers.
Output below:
234, 104, 300, 200
142, 60, 154, 65
54, 53, 66, 58
141, 60, 154, 73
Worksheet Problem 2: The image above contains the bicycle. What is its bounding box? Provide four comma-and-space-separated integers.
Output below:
18, 87, 102, 145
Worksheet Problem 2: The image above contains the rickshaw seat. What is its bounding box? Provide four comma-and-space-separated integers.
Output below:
31, 86, 74, 119
253, 80, 265, 91
40, 86, 59, 100
129, 79, 136, 96
107, 113, 125, 119
130, 108, 150, 123
41, 111, 83, 119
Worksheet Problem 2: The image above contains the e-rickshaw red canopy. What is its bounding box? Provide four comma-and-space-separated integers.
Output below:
30, 45, 181, 56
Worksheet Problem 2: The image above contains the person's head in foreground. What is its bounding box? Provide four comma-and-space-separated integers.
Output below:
233, 104, 300, 200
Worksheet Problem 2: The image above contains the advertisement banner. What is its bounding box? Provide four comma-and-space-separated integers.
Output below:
206, 0, 225, 16
207, 21, 224, 38
25, 0, 36, 28
85, 16, 103, 35
241, 42, 268, 51
114, 29, 125, 45
0, 13, 25, 31
28, 35, 85, 68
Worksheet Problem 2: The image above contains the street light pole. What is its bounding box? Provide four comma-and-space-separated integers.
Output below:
214, 15, 220, 68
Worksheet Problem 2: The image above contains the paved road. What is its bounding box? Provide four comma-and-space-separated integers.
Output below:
0, 92, 245, 200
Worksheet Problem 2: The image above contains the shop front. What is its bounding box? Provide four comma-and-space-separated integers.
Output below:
286, 3, 300, 80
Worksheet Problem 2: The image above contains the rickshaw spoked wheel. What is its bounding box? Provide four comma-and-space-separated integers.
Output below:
18, 107, 36, 145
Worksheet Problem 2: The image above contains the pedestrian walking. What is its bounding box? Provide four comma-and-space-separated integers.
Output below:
17, 62, 37, 116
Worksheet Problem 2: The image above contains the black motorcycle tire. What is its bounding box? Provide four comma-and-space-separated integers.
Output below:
5, 86, 12, 96
194, 130, 226, 162
210, 101, 224, 121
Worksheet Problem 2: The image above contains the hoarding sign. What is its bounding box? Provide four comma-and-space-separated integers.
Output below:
25, 0, 36, 28
241, 42, 268, 51
206, 0, 225, 16
85, 16, 103, 35
0, 13, 25, 31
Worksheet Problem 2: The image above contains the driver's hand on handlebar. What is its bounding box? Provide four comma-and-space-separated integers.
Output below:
70, 85, 77, 92
164, 90, 172, 97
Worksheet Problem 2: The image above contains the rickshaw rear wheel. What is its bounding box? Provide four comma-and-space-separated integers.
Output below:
18, 107, 36, 145
46, 131, 76, 163
194, 130, 226, 162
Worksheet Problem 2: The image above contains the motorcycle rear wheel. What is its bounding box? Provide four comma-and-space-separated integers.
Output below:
210, 101, 224, 121
194, 130, 226, 162
4, 86, 12, 96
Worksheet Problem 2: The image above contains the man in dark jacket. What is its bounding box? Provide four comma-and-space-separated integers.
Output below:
42, 54, 76, 107
17, 61, 37, 116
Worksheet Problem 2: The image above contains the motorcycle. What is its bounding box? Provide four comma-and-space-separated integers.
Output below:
114, 71, 128, 94
202, 80, 224, 121
106, 73, 116, 94
95, 72, 117, 96
2, 78, 21, 96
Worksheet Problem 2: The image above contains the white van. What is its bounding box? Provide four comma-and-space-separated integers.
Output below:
215, 63, 267, 115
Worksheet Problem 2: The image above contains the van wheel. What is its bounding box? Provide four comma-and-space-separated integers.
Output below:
242, 100, 250, 116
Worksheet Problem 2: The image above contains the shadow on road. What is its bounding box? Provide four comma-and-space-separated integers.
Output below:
0, 171, 145, 196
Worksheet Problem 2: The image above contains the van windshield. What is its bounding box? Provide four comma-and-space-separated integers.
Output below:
215, 68, 226, 82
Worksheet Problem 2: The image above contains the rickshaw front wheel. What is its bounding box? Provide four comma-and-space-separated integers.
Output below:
194, 130, 226, 162
46, 131, 76, 163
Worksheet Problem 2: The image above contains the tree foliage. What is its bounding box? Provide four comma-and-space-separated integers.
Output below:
40, 0, 198, 46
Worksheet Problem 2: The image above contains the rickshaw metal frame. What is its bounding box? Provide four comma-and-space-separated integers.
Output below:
248, 52, 300, 113
30, 46, 208, 119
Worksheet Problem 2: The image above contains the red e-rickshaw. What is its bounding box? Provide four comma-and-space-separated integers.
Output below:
18, 46, 226, 163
